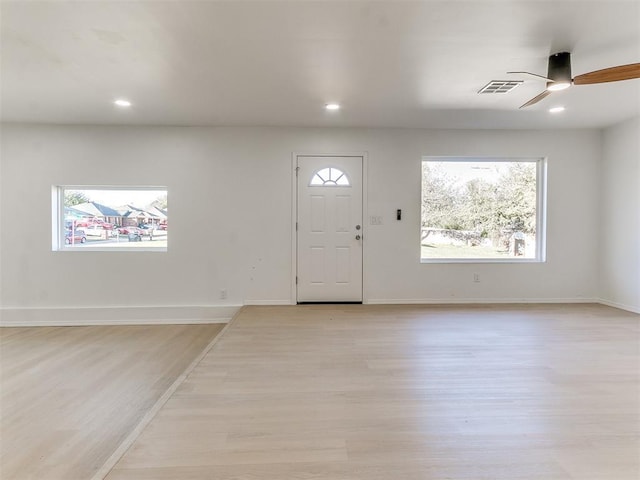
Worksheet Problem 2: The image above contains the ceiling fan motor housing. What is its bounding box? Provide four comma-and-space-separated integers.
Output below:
547, 52, 572, 86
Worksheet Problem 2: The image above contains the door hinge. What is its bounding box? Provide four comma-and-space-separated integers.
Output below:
295, 166, 300, 176
296, 276, 298, 284
296, 222, 298, 231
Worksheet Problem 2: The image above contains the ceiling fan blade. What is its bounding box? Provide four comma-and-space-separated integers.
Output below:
573, 63, 640, 85
520, 90, 552, 109
507, 71, 553, 81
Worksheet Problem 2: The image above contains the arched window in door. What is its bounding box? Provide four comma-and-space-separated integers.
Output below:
309, 167, 350, 186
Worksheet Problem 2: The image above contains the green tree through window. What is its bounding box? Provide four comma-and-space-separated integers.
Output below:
421, 158, 543, 261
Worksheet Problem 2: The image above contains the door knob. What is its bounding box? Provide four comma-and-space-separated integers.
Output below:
355, 235, 361, 240
356, 225, 361, 230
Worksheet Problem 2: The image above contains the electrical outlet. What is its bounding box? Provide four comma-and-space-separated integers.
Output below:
473, 273, 480, 283
220, 289, 227, 299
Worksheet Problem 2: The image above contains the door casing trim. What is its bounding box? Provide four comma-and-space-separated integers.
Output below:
291, 152, 369, 305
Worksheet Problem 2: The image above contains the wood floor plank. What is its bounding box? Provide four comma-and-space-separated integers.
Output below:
105, 304, 640, 480
0, 323, 225, 480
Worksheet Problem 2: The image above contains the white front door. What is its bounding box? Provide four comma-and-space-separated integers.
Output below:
297, 156, 363, 303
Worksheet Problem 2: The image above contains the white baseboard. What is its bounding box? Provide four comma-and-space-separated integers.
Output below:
366, 297, 598, 305
3, 299, 635, 327
0, 305, 241, 327
243, 299, 293, 306
597, 298, 640, 314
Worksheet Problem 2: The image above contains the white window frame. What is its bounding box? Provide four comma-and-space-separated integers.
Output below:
52, 185, 168, 252
420, 156, 547, 264
309, 167, 352, 186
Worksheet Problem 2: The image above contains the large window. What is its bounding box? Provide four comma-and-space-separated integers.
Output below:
421, 157, 546, 262
53, 187, 168, 251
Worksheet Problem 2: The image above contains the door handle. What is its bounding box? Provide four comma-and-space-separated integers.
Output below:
355, 235, 361, 240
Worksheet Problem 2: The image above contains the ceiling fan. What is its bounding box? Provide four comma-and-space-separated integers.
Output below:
508, 52, 640, 108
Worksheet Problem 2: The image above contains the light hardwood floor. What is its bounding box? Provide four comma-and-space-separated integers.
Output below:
0, 323, 225, 480
103, 304, 640, 480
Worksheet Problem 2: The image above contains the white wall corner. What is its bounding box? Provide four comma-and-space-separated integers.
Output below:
597, 298, 640, 315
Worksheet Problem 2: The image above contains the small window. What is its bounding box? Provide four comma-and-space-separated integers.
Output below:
53, 187, 168, 251
310, 167, 350, 186
421, 157, 546, 263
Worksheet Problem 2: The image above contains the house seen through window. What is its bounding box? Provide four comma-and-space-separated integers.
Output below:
55, 187, 168, 251
421, 157, 546, 262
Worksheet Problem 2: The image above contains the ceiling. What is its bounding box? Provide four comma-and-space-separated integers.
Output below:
1, 0, 639, 129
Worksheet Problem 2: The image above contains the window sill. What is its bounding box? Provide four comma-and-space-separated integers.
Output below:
421, 258, 544, 264
57, 247, 167, 253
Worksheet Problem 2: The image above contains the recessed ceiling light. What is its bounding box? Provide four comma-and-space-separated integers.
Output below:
325, 103, 340, 111
114, 99, 132, 107
549, 106, 565, 113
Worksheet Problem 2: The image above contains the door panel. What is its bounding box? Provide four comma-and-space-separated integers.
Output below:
297, 156, 363, 302
310, 196, 325, 232
335, 196, 351, 232
335, 247, 351, 284
310, 247, 326, 284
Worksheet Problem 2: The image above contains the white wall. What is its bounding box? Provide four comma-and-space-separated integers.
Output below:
0, 125, 602, 324
599, 117, 640, 313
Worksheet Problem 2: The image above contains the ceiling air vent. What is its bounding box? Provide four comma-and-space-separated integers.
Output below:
478, 80, 523, 94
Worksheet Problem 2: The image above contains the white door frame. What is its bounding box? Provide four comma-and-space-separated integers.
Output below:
291, 152, 368, 304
